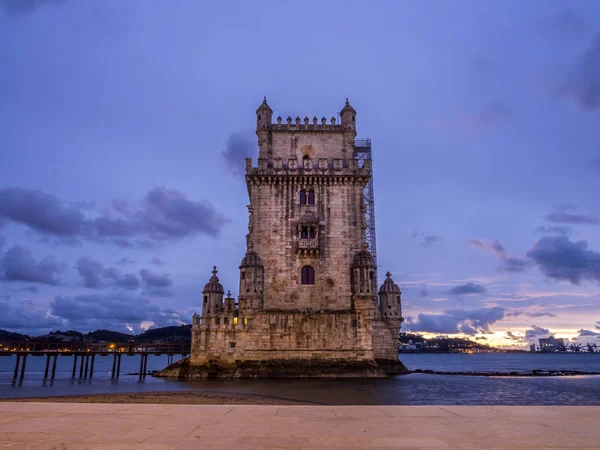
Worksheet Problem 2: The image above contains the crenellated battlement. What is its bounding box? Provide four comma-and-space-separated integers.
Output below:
245, 157, 371, 179
261, 115, 345, 132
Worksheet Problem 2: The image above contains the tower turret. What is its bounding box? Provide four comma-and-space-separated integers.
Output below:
340, 98, 357, 164
238, 250, 264, 314
256, 96, 273, 130
351, 243, 377, 296
256, 97, 273, 160
202, 266, 224, 317
378, 271, 402, 320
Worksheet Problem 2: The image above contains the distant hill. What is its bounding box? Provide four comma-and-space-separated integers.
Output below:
0, 329, 30, 342
135, 325, 191, 343
0, 325, 190, 343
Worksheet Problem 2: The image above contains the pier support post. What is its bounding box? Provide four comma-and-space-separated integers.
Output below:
139, 353, 144, 378
13, 354, 21, 380
44, 354, 51, 379
72, 354, 78, 378
84, 354, 90, 378
111, 353, 117, 379
51, 354, 58, 379
79, 353, 85, 378
116, 354, 122, 378
89, 355, 95, 378
19, 354, 27, 381
142, 354, 148, 376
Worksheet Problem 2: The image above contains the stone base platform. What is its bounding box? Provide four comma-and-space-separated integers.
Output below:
156, 357, 409, 379
1, 403, 599, 449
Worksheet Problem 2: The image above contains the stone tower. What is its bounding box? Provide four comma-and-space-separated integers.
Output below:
180, 99, 408, 378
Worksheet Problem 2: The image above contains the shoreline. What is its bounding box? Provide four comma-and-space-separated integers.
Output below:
0, 391, 315, 405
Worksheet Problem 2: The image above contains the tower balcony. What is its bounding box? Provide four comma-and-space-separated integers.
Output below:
296, 238, 319, 256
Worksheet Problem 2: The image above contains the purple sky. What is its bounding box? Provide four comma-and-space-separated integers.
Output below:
1, 0, 599, 347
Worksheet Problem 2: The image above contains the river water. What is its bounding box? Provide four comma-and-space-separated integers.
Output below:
1, 353, 600, 405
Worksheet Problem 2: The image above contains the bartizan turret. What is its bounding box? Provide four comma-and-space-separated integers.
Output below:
202, 266, 224, 319
340, 98, 356, 164
379, 272, 402, 321
238, 250, 264, 315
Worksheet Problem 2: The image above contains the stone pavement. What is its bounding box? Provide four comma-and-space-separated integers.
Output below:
0, 403, 599, 449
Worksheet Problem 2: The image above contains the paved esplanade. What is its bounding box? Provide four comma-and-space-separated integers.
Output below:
1, 403, 599, 449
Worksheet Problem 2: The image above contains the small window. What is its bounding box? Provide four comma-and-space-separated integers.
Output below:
397, 296, 400, 303
301, 266, 315, 285
301, 227, 308, 239
300, 190, 306, 205
203, 296, 207, 304
230, 342, 236, 348
215, 318, 220, 325
308, 190, 315, 205
308, 227, 315, 239
241, 271, 245, 280
369, 272, 373, 280
303, 155, 310, 168
233, 317, 238, 325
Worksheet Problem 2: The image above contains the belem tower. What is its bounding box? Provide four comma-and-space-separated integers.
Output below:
161, 98, 408, 378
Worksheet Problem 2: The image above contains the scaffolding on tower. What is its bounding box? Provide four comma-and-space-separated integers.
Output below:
353, 138, 378, 287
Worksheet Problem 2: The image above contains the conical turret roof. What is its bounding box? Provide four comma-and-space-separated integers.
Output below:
379, 271, 401, 294
203, 266, 224, 293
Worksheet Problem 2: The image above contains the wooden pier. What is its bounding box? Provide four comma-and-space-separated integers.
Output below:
0, 342, 190, 380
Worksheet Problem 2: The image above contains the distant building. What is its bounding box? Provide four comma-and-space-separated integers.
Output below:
539, 336, 564, 352
529, 344, 536, 353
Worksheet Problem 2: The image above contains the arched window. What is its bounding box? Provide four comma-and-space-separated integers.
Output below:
301, 227, 308, 239
301, 266, 315, 285
300, 190, 306, 205
308, 190, 315, 205
303, 155, 310, 168
308, 227, 315, 239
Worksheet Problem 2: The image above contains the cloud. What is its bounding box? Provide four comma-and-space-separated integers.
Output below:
596, 321, 600, 331
505, 331, 525, 342
469, 239, 486, 249
140, 268, 174, 297
506, 310, 556, 318
578, 329, 600, 337
490, 240, 506, 256
149, 257, 166, 266
0, 234, 5, 249
0, 298, 63, 332
526, 236, 600, 285
115, 257, 136, 266
538, 8, 587, 39
0, 188, 85, 239
535, 225, 571, 236
222, 131, 256, 177
543, 204, 599, 225
501, 256, 532, 273
419, 289, 429, 297
405, 307, 505, 335
448, 283, 486, 296
560, 34, 600, 111
76, 257, 141, 290
0, 186, 229, 247
472, 55, 496, 77
525, 325, 550, 339
0, 245, 66, 285
411, 231, 442, 247
0, 0, 65, 15
473, 100, 513, 129
49, 293, 183, 334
